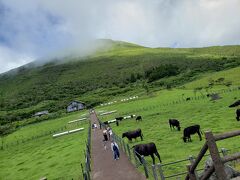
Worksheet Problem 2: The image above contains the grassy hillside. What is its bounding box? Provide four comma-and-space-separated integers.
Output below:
0, 56, 239, 179
0, 40, 240, 126
0, 110, 89, 179
184, 66, 240, 89
96, 86, 240, 178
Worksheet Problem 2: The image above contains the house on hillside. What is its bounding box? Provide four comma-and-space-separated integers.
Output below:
33, 110, 49, 117
67, 100, 85, 113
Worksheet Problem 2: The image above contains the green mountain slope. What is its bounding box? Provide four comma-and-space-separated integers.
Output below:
0, 40, 240, 124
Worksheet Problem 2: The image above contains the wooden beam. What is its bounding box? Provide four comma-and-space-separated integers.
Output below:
205, 131, 227, 180
200, 165, 215, 180
190, 142, 208, 173
214, 130, 240, 141
222, 152, 240, 163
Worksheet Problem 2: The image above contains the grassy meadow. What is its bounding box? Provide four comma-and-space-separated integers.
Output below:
0, 40, 239, 179
0, 110, 89, 180
184, 66, 240, 89
96, 84, 240, 177
1, 41, 240, 125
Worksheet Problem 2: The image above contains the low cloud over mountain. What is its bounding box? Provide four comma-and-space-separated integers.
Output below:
0, 0, 240, 73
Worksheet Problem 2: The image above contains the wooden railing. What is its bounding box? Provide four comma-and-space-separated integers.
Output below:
185, 130, 240, 180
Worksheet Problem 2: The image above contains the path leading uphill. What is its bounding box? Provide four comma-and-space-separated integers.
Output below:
90, 111, 146, 180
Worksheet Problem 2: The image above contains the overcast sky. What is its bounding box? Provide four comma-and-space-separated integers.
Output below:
0, 0, 240, 73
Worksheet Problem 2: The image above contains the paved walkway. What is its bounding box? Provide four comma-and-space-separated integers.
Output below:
90, 112, 146, 180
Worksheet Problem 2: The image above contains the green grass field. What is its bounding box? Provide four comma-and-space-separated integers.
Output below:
0, 65, 239, 179
1, 40, 240, 125
184, 66, 240, 89
0, 41, 239, 179
97, 86, 240, 178
0, 110, 89, 180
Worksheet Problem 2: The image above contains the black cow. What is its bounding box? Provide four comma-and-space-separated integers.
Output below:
103, 121, 109, 125
229, 100, 240, 107
122, 129, 143, 141
116, 117, 124, 121
236, 109, 240, 121
183, 125, 202, 142
186, 97, 191, 101
133, 142, 161, 164
136, 116, 142, 122
169, 119, 181, 131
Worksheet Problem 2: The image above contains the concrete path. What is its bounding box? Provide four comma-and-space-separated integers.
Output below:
90, 111, 146, 180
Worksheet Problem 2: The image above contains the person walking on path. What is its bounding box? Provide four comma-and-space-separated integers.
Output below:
107, 127, 113, 141
92, 122, 98, 131
103, 128, 108, 141
111, 140, 120, 160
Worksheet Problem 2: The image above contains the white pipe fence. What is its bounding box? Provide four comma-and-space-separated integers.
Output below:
52, 128, 84, 138
68, 117, 87, 124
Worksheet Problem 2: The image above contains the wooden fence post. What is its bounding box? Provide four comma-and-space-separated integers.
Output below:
157, 163, 165, 180
141, 155, 149, 178
189, 156, 199, 180
205, 131, 227, 180
186, 164, 197, 180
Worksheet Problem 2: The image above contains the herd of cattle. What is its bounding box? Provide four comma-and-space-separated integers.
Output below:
103, 99, 240, 164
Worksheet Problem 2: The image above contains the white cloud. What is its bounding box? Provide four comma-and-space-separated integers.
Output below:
0, 0, 240, 73
0, 45, 34, 73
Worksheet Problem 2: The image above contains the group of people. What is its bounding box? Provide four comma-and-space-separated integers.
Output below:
102, 126, 113, 141
93, 121, 120, 160
102, 126, 120, 160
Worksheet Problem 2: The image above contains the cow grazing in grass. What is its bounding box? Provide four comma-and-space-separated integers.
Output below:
183, 125, 202, 142
236, 109, 240, 121
133, 142, 161, 164
229, 100, 240, 121
136, 116, 142, 122
169, 119, 181, 131
122, 129, 143, 141
116, 117, 124, 121
186, 97, 191, 101
103, 121, 109, 125
229, 100, 240, 107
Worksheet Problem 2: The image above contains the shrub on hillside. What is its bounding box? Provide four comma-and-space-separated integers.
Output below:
145, 64, 180, 82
